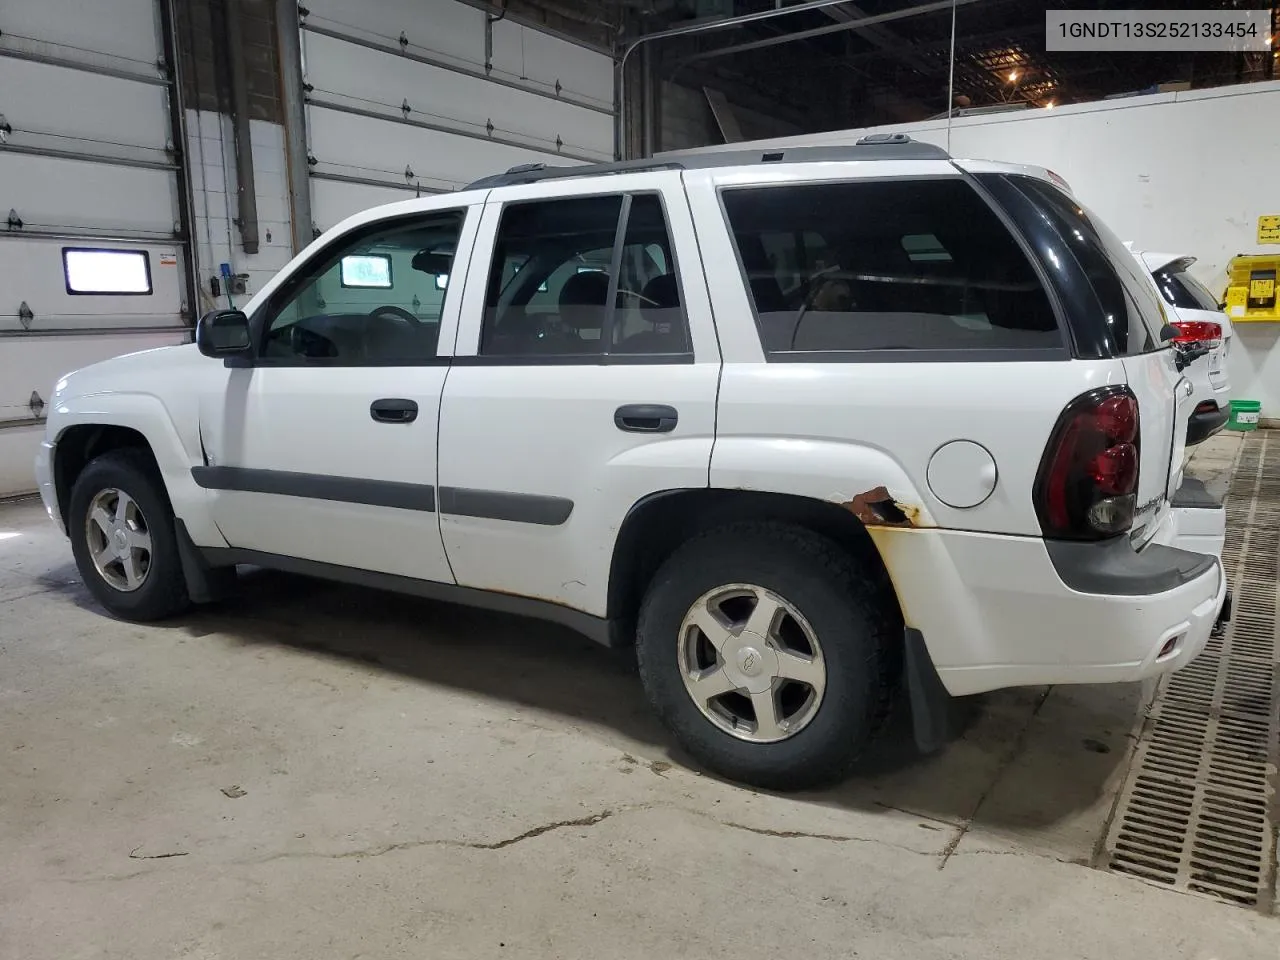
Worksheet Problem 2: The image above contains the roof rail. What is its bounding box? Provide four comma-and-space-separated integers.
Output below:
463, 136, 949, 190
464, 158, 685, 190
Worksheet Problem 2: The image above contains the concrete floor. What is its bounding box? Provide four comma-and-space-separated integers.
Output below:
1, 433, 1273, 959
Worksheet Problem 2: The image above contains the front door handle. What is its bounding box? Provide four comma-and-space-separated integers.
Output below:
615, 403, 678, 433
370, 398, 418, 424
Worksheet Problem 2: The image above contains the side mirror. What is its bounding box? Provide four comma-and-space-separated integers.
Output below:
196, 310, 252, 360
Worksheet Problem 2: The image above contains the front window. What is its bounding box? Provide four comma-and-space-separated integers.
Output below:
260, 210, 464, 363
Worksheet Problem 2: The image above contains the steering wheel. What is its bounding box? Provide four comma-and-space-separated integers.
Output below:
369, 305, 419, 323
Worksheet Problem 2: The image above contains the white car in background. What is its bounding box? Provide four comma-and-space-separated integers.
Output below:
1131, 249, 1233, 444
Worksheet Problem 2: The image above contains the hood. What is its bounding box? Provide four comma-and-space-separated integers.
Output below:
52, 342, 203, 401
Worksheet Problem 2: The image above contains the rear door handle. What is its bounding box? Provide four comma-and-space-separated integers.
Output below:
370, 398, 418, 424
614, 404, 678, 433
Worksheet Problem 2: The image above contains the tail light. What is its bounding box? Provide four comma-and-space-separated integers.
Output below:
1045, 169, 1073, 193
1170, 320, 1222, 348
1035, 387, 1140, 540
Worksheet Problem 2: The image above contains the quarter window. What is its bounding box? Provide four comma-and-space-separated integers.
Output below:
1010, 177, 1165, 356
721, 179, 1060, 357
259, 210, 464, 364
480, 192, 690, 359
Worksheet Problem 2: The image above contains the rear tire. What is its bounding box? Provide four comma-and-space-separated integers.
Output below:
68, 448, 191, 621
635, 522, 900, 791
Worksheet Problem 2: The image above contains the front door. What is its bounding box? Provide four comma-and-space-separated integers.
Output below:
197, 200, 481, 583
436, 172, 722, 617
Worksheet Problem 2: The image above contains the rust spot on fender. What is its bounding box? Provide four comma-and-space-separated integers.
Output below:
844, 486, 923, 528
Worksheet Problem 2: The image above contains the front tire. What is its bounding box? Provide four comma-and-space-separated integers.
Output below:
635, 522, 900, 791
69, 448, 191, 621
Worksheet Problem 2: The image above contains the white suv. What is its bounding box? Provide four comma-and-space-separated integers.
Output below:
34, 137, 1230, 790
1134, 250, 1234, 444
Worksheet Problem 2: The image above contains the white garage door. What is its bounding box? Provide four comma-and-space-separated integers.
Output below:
299, 0, 615, 233
0, 0, 192, 497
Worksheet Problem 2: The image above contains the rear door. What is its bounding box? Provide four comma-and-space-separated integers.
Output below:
436, 171, 721, 617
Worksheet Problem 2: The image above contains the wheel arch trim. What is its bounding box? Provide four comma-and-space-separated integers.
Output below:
50, 393, 227, 548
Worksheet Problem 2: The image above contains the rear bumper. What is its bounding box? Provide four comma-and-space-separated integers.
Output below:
875, 486, 1226, 697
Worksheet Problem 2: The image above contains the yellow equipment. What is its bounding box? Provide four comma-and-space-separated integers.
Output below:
1223, 253, 1280, 323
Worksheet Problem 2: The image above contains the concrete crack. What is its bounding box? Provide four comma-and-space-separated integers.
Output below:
679, 806, 937, 856
0, 585, 65, 604
128, 846, 189, 860
469, 810, 613, 849
233, 809, 619, 866
937, 687, 1053, 871
53, 801, 983, 885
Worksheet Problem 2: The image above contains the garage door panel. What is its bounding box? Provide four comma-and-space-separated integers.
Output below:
0, 425, 47, 496
307, 107, 578, 192
0, 154, 179, 234
0, 238, 186, 332
0, 0, 161, 66
1, 332, 189, 423
310, 179, 424, 234
0, 0, 185, 498
490, 20, 612, 105
304, 33, 612, 159
0, 59, 171, 152
303, 0, 483, 65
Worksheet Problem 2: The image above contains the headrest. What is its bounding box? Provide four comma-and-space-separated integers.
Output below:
640, 274, 680, 309
559, 270, 611, 307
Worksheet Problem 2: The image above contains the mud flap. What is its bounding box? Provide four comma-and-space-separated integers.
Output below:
174, 519, 238, 603
905, 627, 957, 754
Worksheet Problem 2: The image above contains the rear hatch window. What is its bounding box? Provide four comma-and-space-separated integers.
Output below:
1153, 260, 1223, 314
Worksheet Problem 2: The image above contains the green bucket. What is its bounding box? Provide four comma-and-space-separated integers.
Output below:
1228, 399, 1261, 432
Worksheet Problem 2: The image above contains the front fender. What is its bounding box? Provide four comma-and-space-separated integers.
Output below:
50, 392, 227, 548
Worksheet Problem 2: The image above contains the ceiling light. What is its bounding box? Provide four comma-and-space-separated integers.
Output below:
1008, 69, 1020, 82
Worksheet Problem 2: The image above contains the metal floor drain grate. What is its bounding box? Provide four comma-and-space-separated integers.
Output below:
1103, 434, 1279, 910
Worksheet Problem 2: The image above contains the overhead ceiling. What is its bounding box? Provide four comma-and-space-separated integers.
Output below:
512, 0, 1278, 131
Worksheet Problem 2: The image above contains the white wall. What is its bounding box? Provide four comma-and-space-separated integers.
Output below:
187, 110, 296, 314
669, 81, 1280, 415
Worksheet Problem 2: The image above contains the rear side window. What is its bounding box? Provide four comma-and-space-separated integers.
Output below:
1154, 264, 1221, 313
1010, 177, 1166, 356
720, 178, 1061, 358
480, 193, 690, 360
